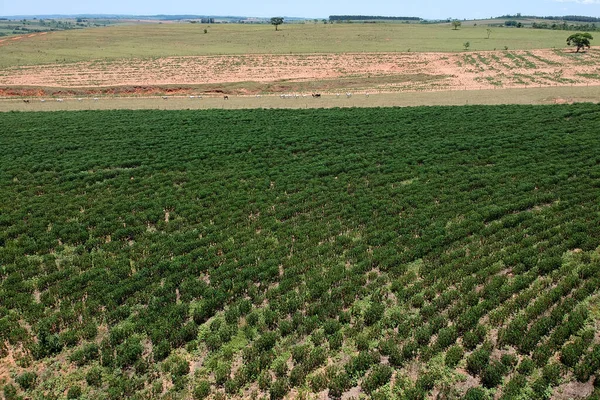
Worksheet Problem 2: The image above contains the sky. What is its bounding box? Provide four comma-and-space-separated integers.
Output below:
1, 0, 600, 20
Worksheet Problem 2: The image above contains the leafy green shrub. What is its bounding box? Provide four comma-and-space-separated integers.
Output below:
224, 378, 240, 395
328, 331, 343, 351
3, 384, 18, 400
306, 347, 327, 371
289, 364, 307, 387
116, 337, 143, 368
561, 339, 586, 368
436, 326, 458, 350
291, 344, 310, 364
256, 331, 278, 352
466, 346, 491, 376
309, 372, 328, 392
246, 311, 259, 327
356, 333, 370, 351
61, 330, 79, 348
273, 358, 288, 378
345, 350, 377, 379
481, 360, 507, 388
214, 363, 231, 386
502, 374, 527, 398
364, 302, 385, 326
463, 325, 486, 350
86, 366, 103, 387
327, 371, 351, 399
258, 370, 272, 391
339, 311, 351, 325
465, 387, 488, 400
445, 345, 464, 368
402, 340, 419, 361
310, 330, 326, 346
517, 357, 535, 376
279, 320, 293, 337
16, 372, 37, 390
192, 380, 211, 399
500, 353, 518, 370
153, 340, 171, 362
67, 385, 82, 399
415, 325, 433, 346
501, 315, 527, 347
269, 378, 289, 400
225, 305, 240, 325
542, 363, 562, 387
362, 364, 392, 394
81, 322, 98, 341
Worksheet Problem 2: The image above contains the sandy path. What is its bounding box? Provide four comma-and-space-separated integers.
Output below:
0, 48, 599, 94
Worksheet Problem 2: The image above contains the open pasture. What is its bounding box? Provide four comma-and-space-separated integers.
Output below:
0, 22, 582, 68
2, 105, 600, 399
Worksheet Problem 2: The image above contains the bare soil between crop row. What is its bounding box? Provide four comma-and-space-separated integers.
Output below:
1, 48, 599, 97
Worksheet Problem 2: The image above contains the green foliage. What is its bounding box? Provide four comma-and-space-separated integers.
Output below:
270, 17, 284, 31
2, 105, 600, 398
467, 346, 491, 376
566, 32, 593, 52
481, 360, 508, 388
214, 362, 231, 386
445, 345, 464, 368
3, 385, 19, 400
346, 351, 378, 379
465, 387, 488, 400
309, 372, 328, 392
16, 372, 37, 390
192, 380, 211, 399
116, 337, 143, 369
67, 385, 82, 399
364, 302, 385, 326
269, 378, 289, 399
561, 338, 587, 368
517, 357, 535, 376
86, 366, 103, 387
362, 364, 393, 394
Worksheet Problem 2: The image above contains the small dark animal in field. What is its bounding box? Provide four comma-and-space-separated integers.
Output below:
224, 95, 229, 100
312, 93, 321, 98
23, 99, 30, 103
162, 96, 168, 100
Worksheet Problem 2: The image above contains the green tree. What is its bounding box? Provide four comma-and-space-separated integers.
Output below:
486, 28, 492, 39
271, 17, 284, 31
567, 33, 593, 53
452, 20, 462, 30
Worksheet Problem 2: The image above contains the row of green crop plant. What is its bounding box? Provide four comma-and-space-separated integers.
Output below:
2, 105, 600, 399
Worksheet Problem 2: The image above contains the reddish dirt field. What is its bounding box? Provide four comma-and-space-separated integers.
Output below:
0, 48, 599, 96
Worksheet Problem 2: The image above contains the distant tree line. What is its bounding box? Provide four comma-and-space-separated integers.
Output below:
329, 15, 422, 22
532, 22, 598, 32
498, 14, 600, 23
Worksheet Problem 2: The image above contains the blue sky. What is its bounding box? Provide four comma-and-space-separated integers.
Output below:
1, 0, 600, 19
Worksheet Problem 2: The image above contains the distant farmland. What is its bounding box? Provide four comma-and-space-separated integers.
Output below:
0, 22, 583, 68
2, 105, 600, 399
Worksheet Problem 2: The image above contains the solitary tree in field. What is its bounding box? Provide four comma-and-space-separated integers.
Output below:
566, 33, 593, 53
486, 28, 492, 39
271, 17, 284, 31
452, 20, 462, 30
463, 41, 470, 51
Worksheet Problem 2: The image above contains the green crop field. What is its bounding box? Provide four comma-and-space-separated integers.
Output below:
0, 22, 580, 68
2, 105, 600, 399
